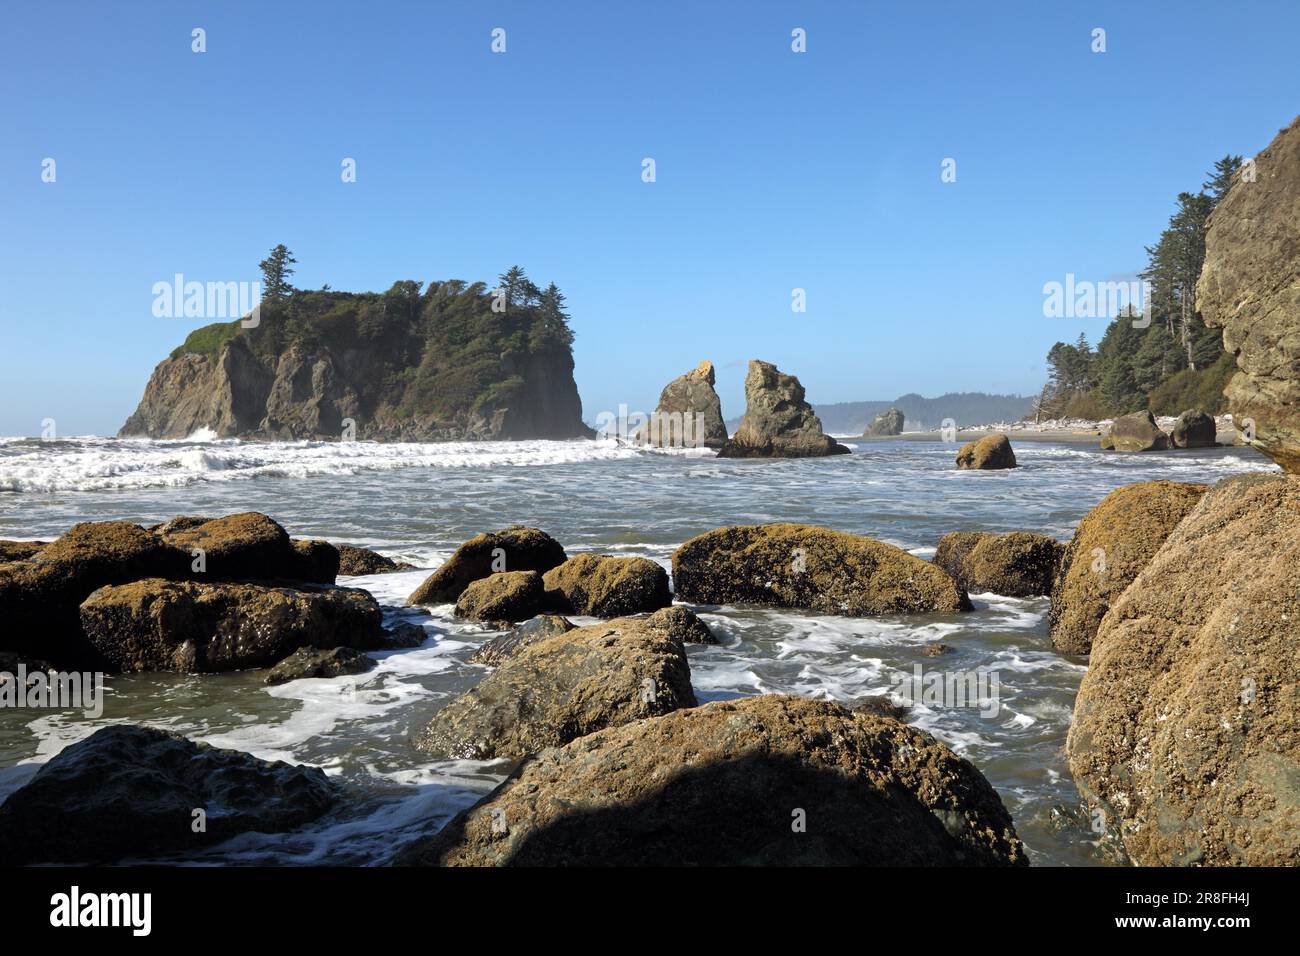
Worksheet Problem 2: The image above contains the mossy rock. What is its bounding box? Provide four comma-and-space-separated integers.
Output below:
672, 523, 971, 615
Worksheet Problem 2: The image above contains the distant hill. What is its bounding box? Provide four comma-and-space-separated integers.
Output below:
727, 392, 1036, 435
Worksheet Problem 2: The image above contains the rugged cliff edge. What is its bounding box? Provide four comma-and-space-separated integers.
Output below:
1198, 115, 1300, 471
120, 280, 592, 441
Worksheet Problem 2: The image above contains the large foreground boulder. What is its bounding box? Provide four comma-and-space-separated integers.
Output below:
1100, 410, 1169, 452
1197, 116, 1300, 473
402, 695, 1026, 866
933, 531, 1062, 597
864, 407, 905, 436
1170, 409, 1217, 448
542, 553, 671, 617
414, 617, 696, 761
158, 513, 337, 582
1068, 474, 1300, 865
1049, 480, 1207, 655
638, 360, 728, 449
0, 725, 337, 865
955, 434, 1016, 469
80, 578, 387, 673
0, 521, 185, 666
717, 360, 849, 458
0, 514, 345, 668
408, 526, 566, 605
672, 523, 971, 615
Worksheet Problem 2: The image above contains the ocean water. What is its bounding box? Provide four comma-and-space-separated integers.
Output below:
0, 434, 1278, 865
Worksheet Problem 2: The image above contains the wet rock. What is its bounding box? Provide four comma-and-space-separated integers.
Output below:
850, 695, 908, 720
407, 526, 567, 605
1049, 480, 1207, 655
716, 360, 850, 458
1170, 409, 1217, 448
639, 360, 728, 449
933, 531, 1063, 597
335, 544, 414, 576
1197, 116, 1300, 473
159, 512, 330, 582
1101, 410, 1169, 452
265, 646, 375, 685
955, 434, 1017, 469
382, 621, 428, 648
79, 578, 387, 673
468, 614, 575, 666
414, 616, 696, 761
921, 643, 952, 657
454, 570, 547, 622
542, 553, 672, 617
1068, 473, 1300, 865
402, 695, 1026, 866
0, 725, 337, 865
672, 523, 971, 615
288, 538, 341, 583
0, 540, 46, 562
0, 521, 184, 667
644, 605, 717, 644
864, 407, 905, 437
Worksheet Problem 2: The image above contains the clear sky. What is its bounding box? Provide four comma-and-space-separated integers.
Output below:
2, 0, 1298, 437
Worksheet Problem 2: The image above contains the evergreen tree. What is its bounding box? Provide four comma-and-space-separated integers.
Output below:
534, 282, 575, 349
1203, 154, 1244, 205
259, 244, 297, 301
497, 265, 530, 306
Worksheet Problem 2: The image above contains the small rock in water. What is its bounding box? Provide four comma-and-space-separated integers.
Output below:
265, 646, 375, 685
955, 433, 1017, 469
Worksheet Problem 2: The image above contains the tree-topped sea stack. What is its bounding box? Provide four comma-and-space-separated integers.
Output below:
717, 360, 849, 458
120, 257, 591, 442
1198, 116, 1300, 472
863, 407, 905, 436
639, 360, 728, 449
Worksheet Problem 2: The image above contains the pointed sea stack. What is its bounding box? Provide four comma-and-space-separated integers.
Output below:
717, 360, 849, 458
639, 360, 728, 449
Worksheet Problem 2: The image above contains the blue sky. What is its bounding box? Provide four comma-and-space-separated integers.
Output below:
2, 0, 1298, 436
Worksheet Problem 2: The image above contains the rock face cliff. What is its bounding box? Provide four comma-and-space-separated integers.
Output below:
1198, 115, 1300, 472
718, 360, 849, 458
120, 281, 591, 441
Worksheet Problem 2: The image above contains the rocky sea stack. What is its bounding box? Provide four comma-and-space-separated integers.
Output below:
864, 407, 905, 436
717, 360, 849, 458
639, 360, 728, 448
120, 277, 591, 441
1198, 115, 1300, 472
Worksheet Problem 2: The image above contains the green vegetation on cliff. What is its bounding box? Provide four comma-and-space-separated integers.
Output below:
169, 255, 577, 425
1038, 156, 1243, 419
